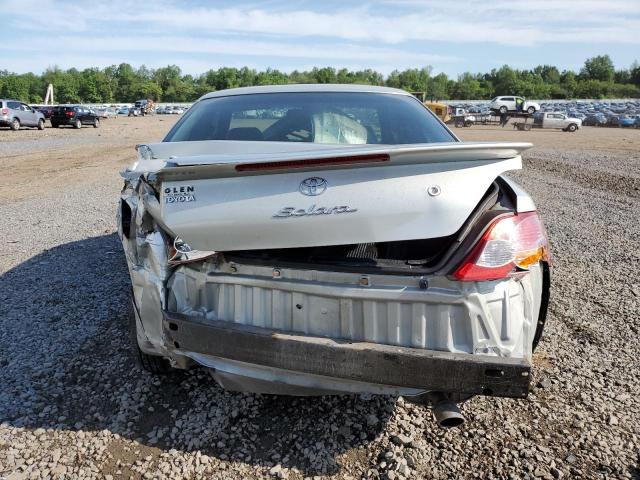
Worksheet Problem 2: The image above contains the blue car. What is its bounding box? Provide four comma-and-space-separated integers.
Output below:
117, 107, 129, 115
619, 116, 636, 128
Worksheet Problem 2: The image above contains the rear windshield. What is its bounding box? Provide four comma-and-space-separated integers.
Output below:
53, 106, 76, 113
164, 92, 455, 144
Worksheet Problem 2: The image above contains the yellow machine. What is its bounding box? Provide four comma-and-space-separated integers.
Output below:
409, 92, 451, 123
424, 101, 451, 123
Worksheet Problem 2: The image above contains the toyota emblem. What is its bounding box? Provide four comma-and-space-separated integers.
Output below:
299, 177, 328, 196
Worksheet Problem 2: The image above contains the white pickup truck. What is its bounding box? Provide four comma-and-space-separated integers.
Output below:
514, 112, 582, 132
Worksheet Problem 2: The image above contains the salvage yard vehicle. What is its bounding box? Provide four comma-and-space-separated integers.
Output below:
51, 105, 100, 128
513, 112, 582, 132
118, 85, 551, 427
0, 99, 45, 131
451, 107, 476, 127
132, 99, 155, 116
490, 96, 540, 115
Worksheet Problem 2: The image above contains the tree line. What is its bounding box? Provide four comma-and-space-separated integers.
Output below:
1, 55, 638, 104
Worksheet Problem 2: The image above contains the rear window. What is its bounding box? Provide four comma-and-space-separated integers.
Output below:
164, 92, 455, 145
53, 106, 77, 113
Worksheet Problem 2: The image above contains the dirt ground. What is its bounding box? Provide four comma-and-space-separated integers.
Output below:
0, 117, 173, 203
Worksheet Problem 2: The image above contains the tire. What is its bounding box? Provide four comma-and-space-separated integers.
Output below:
93, 118, 100, 128
37, 119, 45, 130
138, 347, 173, 374
128, 297, 172, 375
567, 123, 577, 132
499, 106, 507, 114
527, 106, 535, 114
74, 119, 82, 129
523, 124, 532, 131
454, 121, 463, 128
10, 118, 20, 131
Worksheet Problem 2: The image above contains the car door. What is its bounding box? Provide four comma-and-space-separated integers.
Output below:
7, 101, 22, 123
547, 114, 561, 128
502, 97, 515, 110
80, 107, 91, 124
20, 103, 37, 126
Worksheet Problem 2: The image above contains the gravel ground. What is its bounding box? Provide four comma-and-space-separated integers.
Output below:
1, 119, 639, 479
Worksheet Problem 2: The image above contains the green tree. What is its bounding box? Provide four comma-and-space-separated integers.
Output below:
580, 55, 615, 82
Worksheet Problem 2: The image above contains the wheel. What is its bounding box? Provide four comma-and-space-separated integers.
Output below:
567, 123, 577, 132
524, 124, 532, 131
527, 106, 535, 114
454, 121, 463, 128
499, 106, 507, 114
10, 118, 20, 131
74, 119, 82, 129
128, 297, 172, 374
93, 118, 100, 128
464, 120, 472, 127
37, 119, 45, 130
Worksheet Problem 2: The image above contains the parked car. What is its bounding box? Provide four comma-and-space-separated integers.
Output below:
489, 96, 540, 115
583, 114, 607, 127
133, 99, 154, 116
118, 85, 551, 427
607, 115, 620, 127
128, 107, 141, 117
117, 107, 129, 115
0, 99, 46, 130
618, 116, 636, 128
513, 112, 582, 132
451, 107, 476, 127
95, 107, 117, 119
36, 105, 56, 119
50, 105, 100, 128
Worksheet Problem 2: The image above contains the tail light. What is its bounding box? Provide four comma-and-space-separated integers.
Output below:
65, 111, 74, 117
453, 211, 550, 282
1, 108, 8, 115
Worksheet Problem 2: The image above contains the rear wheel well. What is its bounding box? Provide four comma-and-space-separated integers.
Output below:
532, 262, 551, 350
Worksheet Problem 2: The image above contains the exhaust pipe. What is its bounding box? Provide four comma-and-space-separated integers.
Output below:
404, 392, 466, 428
429, 393, 465, 428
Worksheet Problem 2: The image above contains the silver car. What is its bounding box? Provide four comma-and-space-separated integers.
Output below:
118, 85, 551, 427
0, 99, 45, 130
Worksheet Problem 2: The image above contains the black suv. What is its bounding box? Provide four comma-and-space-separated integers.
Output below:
51, 105, 100, 128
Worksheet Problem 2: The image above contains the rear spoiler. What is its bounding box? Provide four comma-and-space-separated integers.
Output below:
136, 141, 533, 180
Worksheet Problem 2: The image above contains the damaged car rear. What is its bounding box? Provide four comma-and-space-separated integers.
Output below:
118, 85, 550, 427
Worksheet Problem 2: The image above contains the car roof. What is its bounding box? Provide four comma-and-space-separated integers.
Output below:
199, 84, 410, 101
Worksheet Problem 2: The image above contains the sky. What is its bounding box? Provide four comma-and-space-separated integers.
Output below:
1, 0, 639, 77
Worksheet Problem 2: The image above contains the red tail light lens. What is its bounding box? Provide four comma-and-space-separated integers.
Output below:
453, 211, 550, 282
65, 111, 74, 117
1, 108, 8, 115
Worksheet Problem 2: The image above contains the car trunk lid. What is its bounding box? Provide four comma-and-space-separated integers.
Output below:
148, 141, 531, 251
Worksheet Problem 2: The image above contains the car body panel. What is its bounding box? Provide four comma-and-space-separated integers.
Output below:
158, 154, 522, 252
118, 84, 549, 399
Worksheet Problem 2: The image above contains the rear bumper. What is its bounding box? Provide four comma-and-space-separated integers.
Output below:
163, 311, 531, 398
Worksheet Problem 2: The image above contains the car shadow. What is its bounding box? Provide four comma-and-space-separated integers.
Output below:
0, 234, 396, 476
